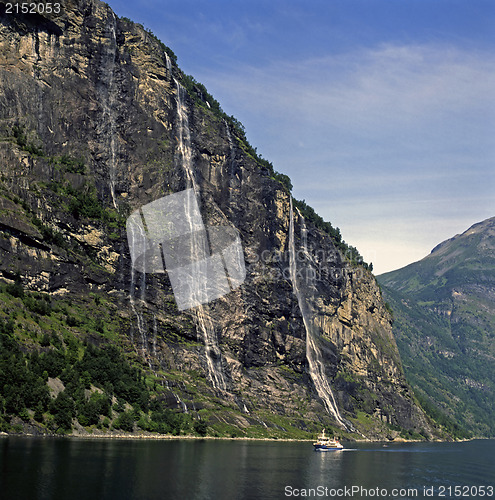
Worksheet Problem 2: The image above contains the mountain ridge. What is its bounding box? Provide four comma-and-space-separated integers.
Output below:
378, 216, 495, 437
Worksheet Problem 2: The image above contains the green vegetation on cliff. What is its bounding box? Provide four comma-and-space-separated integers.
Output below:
0, 281, 188, 435
378, 217, 495, 437
0, 0, 436, 441
0, 278, 332, 439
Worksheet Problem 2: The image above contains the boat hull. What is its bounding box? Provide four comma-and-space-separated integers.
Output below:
313, 444, 343, 452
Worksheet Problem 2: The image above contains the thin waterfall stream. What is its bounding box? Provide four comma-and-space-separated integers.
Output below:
101, 10, 118, 209
224, 119, 236, 210
288, 198, 348, 429
128, 220, 154, 371
174, 80, 227, 391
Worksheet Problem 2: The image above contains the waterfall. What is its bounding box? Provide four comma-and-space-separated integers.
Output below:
101, 10, 118, 209
163, 380, 188, 413
288, 199, 348, 429
224, 119, 234, 171
128, 221, 140, 347
175, 393, 188, 414
174, 80, 196, 189
195, 307, 227, 391
164, 52, 172, 75
129, 277, 152, 369
224, 119, 237, 211
128, 218, 153, 370
152, 315, 158, 359
174, 80, 227, 391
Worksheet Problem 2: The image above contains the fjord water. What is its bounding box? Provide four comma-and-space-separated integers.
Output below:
0, 438, 493, 500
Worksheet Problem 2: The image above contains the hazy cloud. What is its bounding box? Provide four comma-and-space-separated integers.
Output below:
195, 43, 495, 272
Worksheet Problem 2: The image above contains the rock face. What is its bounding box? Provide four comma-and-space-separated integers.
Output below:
378, 217, 495, 437
0, 0, 438, 438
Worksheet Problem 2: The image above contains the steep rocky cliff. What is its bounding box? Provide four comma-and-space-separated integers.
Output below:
0, 0, 439, 439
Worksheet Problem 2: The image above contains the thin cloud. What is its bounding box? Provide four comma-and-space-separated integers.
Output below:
202, 41, 495, 179
194, 42, 495, 274
202, 43, 495, 131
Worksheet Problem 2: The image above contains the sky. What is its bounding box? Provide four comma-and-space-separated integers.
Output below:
107, 0, 495, 274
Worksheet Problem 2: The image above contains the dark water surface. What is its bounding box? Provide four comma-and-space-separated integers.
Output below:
0, 437, 493, 499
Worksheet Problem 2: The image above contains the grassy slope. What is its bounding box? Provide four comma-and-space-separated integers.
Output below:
378, 217, 495, 437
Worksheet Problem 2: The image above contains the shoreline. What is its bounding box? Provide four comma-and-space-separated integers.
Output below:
1, 430, 476, 443
0, 431, 313, 442
0, 432, 314, 443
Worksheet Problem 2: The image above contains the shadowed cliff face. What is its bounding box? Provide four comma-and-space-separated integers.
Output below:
0, 0, 438, 438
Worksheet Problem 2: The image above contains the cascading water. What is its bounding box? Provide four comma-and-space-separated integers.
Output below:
195, 309, 227, 391
128, 221, 140, 347
152, 315, 158, 359
138, 228, 149, 363
164, 380, 188, 413
223, 119, 238, 211
164, 52, 172, 75
128, 220, 153, 370
224, 119, 233, 153
101, 10, 118, 209
174, 80, 196, 189
224, 120, 234, 180
288, 199, 348, 429
175, 392, 188, 414
174, 80, 227, 391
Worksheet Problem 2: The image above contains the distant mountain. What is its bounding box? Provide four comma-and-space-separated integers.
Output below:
378, 217, 495, 437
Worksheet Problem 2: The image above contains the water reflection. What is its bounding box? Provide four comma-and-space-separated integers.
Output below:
0, 438, 493, 500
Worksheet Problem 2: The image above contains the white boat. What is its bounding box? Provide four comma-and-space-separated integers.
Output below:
313, 429, 344, 451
